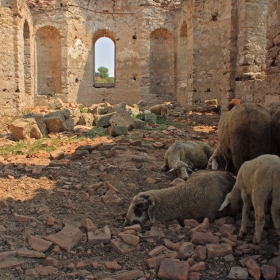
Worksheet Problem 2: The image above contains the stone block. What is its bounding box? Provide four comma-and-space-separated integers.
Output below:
45, 223, 83, 250
206, 243, 232, 258
176, 242, 194, 259
191, 232, 219, 245
227, 267, 248, 280
158, 258, 189, 280
110, 238, 139, 255
88, 225, 111, 244
28, 235, 52, 252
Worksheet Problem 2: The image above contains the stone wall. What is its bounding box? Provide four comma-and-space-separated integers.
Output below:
0, 0, 279, 115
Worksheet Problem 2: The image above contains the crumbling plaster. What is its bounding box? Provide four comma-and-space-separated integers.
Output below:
0, 0, 279, 115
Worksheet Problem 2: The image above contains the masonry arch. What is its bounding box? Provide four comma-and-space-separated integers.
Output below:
93, 29, 116, 88
150, 28, 175, 97
23, 20, 33, 97
36, 26, 62, 95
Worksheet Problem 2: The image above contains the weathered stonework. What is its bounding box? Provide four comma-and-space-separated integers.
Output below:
0, 0, 279, 115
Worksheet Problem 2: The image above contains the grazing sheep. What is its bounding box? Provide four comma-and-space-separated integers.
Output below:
161, 141, 214, 180
217, 103, 271, 175
228, 98, 241, 111
219, 154, 280, 244
148, 104, 168, 120
124, 170, 241, 226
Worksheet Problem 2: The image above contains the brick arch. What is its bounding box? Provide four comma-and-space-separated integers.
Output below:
149, 28, 175, 98
36, 26, 62, 95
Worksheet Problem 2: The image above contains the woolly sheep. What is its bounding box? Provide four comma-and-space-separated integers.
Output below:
124, 170, 241, 226
148, 104, 168, 120
219, 154, 280, 244
161, 140, 214, 180
216, 103, 271, 175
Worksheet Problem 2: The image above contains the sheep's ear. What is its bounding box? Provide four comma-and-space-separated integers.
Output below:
219, 193, 231, 211
211, 158, 218, 170
148, 201, 156, 223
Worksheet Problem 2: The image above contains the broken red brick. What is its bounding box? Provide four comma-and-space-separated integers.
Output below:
245, 258, 261, 280
110, 238, 139, 255
191, 231, 219, 245
88, 225, 111, 244
190, 218, 209, 233
28, 235, 52, 253
105, 260, 122, 270
118, 233, 139, 246
189, 262, 206, 272
145, 255, 166, 268
45, 223, 83, 251
176, 242, 194, 259
206, 243, 232, 258
260, 264, 276, 280
194, 246, 207, 260
83, 218, 97, 232
158, 258, 189, 280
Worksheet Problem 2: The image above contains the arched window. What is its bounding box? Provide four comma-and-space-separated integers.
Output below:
93, 30, 115, 88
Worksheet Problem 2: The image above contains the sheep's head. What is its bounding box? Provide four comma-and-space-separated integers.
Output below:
167, 161, 192, 180
124, 194, 155, 226
219, 187, 242, 216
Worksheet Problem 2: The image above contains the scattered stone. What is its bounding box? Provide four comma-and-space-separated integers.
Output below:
176, 242, 194, 259
219, 224, 237, 237
14, 213, 35, 222
190, 262, 206, 272
45, 223, 83, 251
118, 233, 139, 246
268, 256, 280, 274
50, 150, 64, 160
227, 267, 248, 280
35, 264, 58, 276
164, 239, 183, 251
43, 257, 58, 267
190, 218, 209, 233
28, 235, 52, 252
245, 258, 261, 280
123, 224, 141, 232
191, 231, 219, 245
111, 269, 144, 280
17, 248, 46, 258
101, 194, 123, 206
224, 254, 235, 262
158, 258, 189, 280
195, 245, 207, 260
0, 260, 25, 269
105, 260, 122, 270
88, 226, 111, 244
206, 243, 232, 258
110, 238, 140, 255
83, 218, 97, 232
239, 255, 261, 267
145, 255, 166, 268
76, 261, 87, 269
261, 264, 277, 280
184, 219, 200, 228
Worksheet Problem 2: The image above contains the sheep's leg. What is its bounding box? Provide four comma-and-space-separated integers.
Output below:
252, 199, 266, 244
238, 191, 251, 239
271, 197, 280, 230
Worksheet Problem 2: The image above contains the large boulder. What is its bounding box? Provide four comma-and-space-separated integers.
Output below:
9, 118, 43, 141
109, 109, 136, 131
94, 112, 115, 127
44, 109, 74, 133
23, 113, 48, 135
77, 113, 94, 127
107, 125, 128, 137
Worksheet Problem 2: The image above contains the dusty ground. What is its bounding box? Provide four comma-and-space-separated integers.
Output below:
0, 108, 279, 280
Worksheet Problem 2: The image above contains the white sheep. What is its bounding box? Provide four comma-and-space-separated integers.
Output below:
219, 154, 280, 244
124, 170, 241, 226
161, 140, 214, 180
148, 104, 168, 120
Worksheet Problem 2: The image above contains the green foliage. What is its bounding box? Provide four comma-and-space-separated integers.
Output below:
123, 134, 141, 141
79, 105, 88, 113
97, 66, 109, 79
88, 127, 106, 138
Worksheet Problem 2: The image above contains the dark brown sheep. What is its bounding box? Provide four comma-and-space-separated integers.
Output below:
217, 103, 271, 175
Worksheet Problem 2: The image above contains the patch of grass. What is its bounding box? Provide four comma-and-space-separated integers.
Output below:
123, 134, 141, 141
79, 105, 88, 113
88, 127, 106, 138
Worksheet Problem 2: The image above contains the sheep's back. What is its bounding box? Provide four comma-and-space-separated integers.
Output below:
161, 170, 235, 222
218, 103, 271, 173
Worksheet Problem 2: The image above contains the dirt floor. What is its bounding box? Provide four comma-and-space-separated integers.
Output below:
0, 108, 279, 280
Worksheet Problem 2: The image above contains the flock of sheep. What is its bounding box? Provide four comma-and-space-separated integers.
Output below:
124, 102, 280, 245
